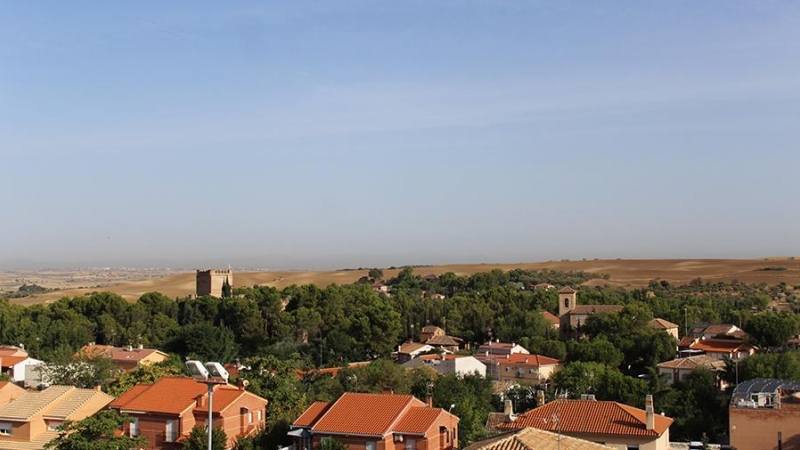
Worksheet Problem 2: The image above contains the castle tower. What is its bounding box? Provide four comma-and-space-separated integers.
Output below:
196, 269, 233, 298
558, 286, 577, 317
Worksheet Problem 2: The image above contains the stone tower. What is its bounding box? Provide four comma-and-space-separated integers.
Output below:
196, 269, 233, 298
558, 286, 577, 317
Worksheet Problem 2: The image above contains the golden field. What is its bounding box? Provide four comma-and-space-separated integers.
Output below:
7, 257, 800, 305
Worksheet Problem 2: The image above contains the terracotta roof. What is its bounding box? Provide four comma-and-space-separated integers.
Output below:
569, 305, 624, 315
311, 392, 420, 436
649, 318, 679, 330
78, 344, 168, 363
541, 311, 560, 325
393, 407, 445, 434
685, 338, 756, 354
0, 356, 29, 368
702, 324, 741, 337
294, 401, 331, 427
495, 354, 562, 367
497, 400, 672, 438
657, 355, 726, 371
0, 346, 28, 357
398, 342, 433, 354
558, 287, 577, 294
425, 335, 461, 346
678, 336, 696, 347
476, 343, 528, 355
296, 362, 372, 380
466, 427, 615, 450
421, 326, 444, 334
109, 377, 263, 416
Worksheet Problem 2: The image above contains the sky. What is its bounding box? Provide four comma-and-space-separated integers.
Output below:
1, 1, 800, 270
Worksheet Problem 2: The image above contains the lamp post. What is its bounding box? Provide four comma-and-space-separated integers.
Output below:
448, 404, 455, 450
186, 361, 230, 450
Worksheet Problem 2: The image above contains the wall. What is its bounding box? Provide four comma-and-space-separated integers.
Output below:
730, 407, 800, 450
215, 391, 268, 448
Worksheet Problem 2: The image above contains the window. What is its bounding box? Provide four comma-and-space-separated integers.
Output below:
47, 421, 63, 432
257, 410, 262, 422
0, 423, 11, 436
627, 445, 639, 450
504, 367, 509, 372
565, 299, 570, 308
130, 418, 139, 437
366, 441, 376, 450
405, 439, 416, 450
165, 419, 178, 442
248, 412, 253, 424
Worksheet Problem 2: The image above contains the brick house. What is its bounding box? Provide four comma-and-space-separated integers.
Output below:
491, 396, 673, 450
289, 392, 459, 450
656, 355, 727, 388
649, 319, 680, 341
108, 377, 267, 450
678, 337, 757, 360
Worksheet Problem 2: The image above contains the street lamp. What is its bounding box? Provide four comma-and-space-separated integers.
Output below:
186, 361, 230, 450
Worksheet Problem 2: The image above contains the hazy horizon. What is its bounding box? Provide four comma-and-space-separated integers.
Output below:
3, 2, 800, 270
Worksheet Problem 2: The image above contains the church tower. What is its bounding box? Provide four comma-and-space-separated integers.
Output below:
558, 286, 577, 317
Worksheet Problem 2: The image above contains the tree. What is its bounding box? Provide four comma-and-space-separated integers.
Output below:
745, 312, 799, 348
318, 438, 347, 450
45, 410, 145, 450
181, 426, 227, 450
368, 268, 384, 281
38, 352, 119, 390
222, 278, 232, 299
106, 361, 183, 397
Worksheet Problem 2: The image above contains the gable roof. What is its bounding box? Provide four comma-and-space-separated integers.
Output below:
657, 355, 726, 371
680, 338, 757, 353
311, 392, 420, 436
476, 342, 529, 355
294, 401, 332, 427
0, 386, 113, 421
425, 335, 461, 346
393, 407, 445, 435
541, 311, 560, 326
0, 356, 29, 368
494, 354, 562, 367
649, 318, 679, 330
466, 427, 615, 450
497, 400, 672, 438
109, 377, 265, 416
398, 342, 433, 355
421, 326, 444, 334
296, 392, 458, 438
558, 287, 576, 294
78, 344, 168, 363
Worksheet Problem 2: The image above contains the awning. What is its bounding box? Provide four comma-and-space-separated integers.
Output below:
287, 429, 310, 438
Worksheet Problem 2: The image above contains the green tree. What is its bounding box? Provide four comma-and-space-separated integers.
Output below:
745, 312, 799, 347
106, 361, 183, 397
181, 426, 227, 450
317, 438, 348, 450
38, 353, 119, 390
45, 410, 145, 450
368, 268, 384, 281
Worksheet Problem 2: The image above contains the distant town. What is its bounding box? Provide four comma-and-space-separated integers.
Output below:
0, 264, 798, 450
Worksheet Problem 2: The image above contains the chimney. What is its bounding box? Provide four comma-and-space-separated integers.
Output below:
426, 394, 433, 408
196, 393, 207, 408
505, 354, 509, 359
441, 353, 446, 361
536, 390, 546, 406
485, 351, 489, 357
94, 384, 102, 392
127, 345, 133, 352
398, 345, 402, 352
504, 398, 513, 416
645, 394, 654, 431
138, 344, 144, 350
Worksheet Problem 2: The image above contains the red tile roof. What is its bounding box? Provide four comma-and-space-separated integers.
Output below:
311, 392, 420, 436
541, 311, 560, 326
393, 407, 445, 435
425, 335, 461, 346
649, 318, 679, 330
0, 356, 28, 368
109, 377, 261, 416
657, 355, 726, 370
686, 339, 755, 353
495, 354, 562, 367
78, 344, 167, 363
466, 427, 615, 450
497, 400, 672, 438
294, 402, 332, 427
558, 287, 576, 294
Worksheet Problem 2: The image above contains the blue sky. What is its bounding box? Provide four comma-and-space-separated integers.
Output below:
1, 1, 799, 269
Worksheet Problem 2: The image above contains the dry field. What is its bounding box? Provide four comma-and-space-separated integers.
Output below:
7, 258, 800, 305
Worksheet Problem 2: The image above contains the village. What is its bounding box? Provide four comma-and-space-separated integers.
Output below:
0, 267, 797, 450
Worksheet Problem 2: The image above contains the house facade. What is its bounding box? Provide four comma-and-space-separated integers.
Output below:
0, 385, 113, 450
480, 354, 563, 385
289, 392, 459, 450
108, 377, 268, 450
649, 319, 680, 341
678, 337, 757, 360
403, 355, 487, 378
475, 341, 529, 358
492, 396, 672, 450
656, 355, 727, 389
